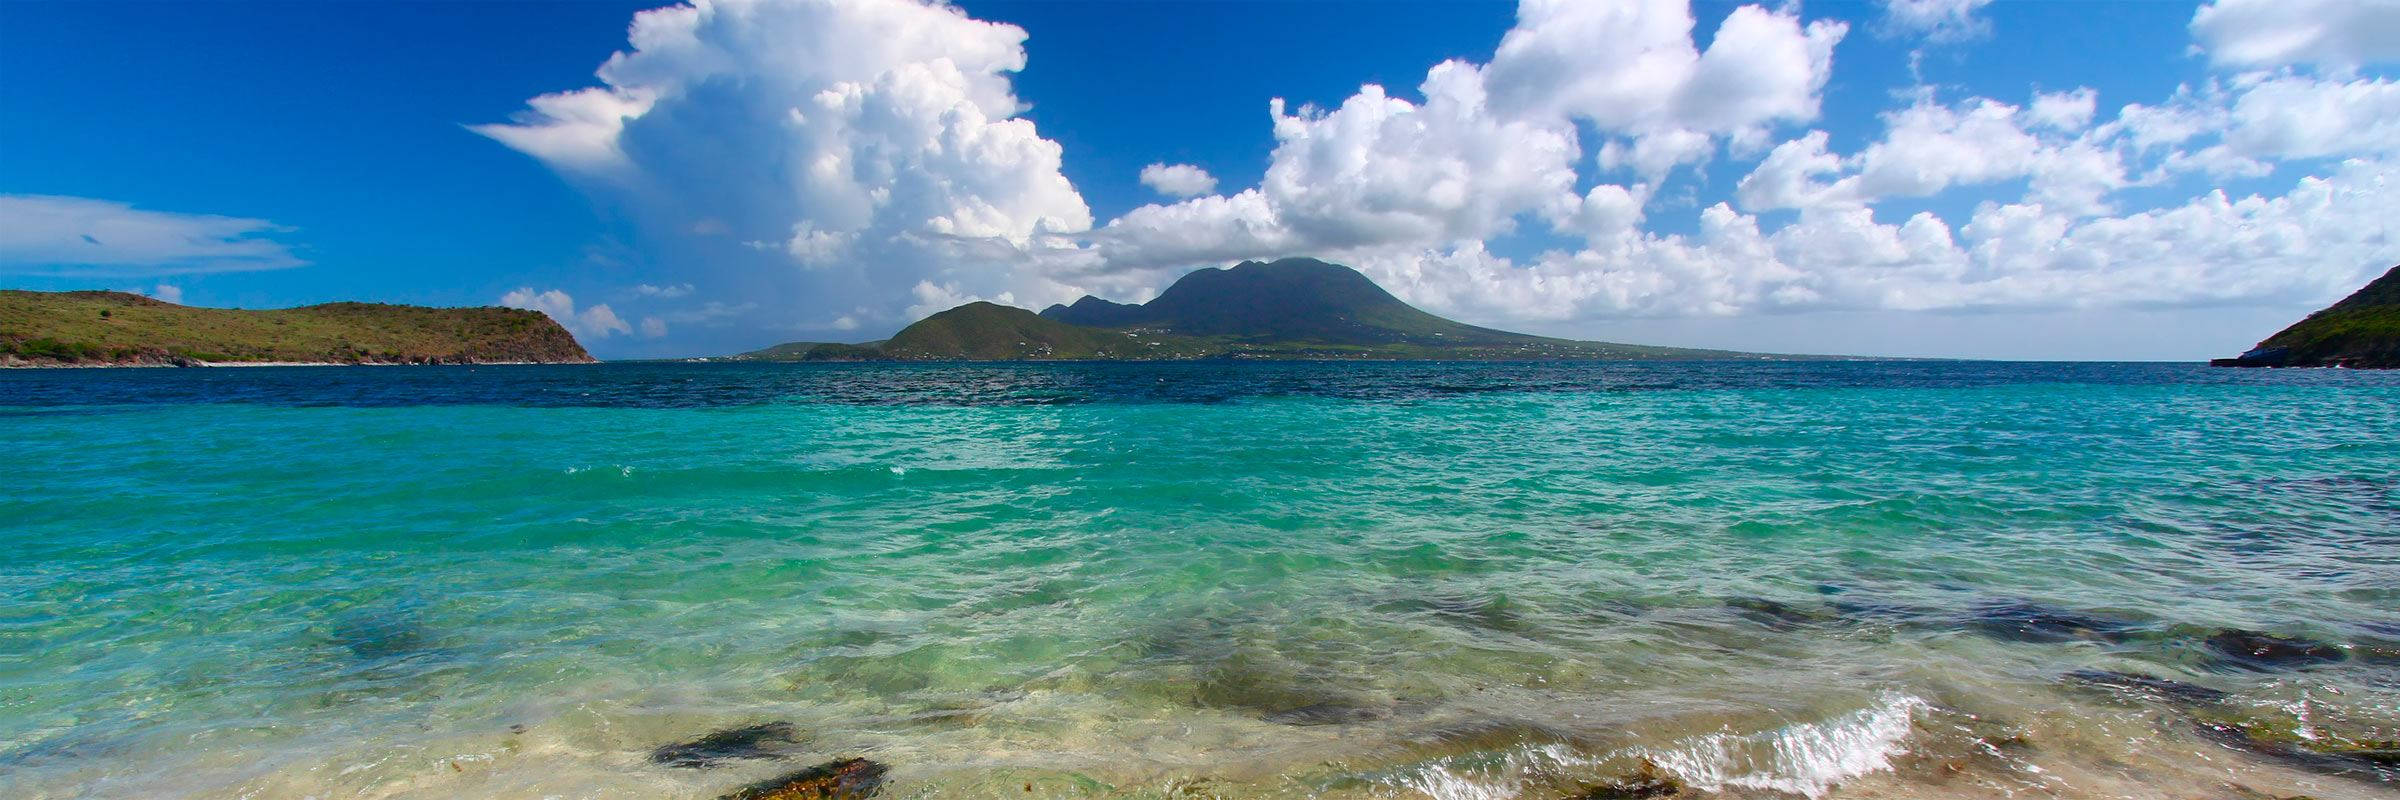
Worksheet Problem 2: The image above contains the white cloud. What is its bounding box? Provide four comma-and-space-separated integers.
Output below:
1138, 163, 1218, 197
501, 287, 632, 339
639, 316, 668, 338
2026, 88, 2098, 131
634, 283, 694, 298
471, 0, 2398, 350
1735, 130, 1847, 211
477, 0, 1099, 332
2191, 0, 2400, 72
1733, 91, 2132, 217
147, 284, 185, 304
1348, 157, 2396, 326
2215, 73, 2400, 160
1093, 0, 1841, 271
1876, 0, 1995, 43
0, 195, 305, 277
1483, 0, 1846, 176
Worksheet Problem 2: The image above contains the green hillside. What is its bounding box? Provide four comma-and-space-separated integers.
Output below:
1, 290, 594, 366
1044, 257, 1529, 346
728, 258, 1800, 362
877, 302, 1219, 360
2215, 265, 2400, 369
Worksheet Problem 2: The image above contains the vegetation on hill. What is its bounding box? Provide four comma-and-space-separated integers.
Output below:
2215, 265, 2400, 369
0, 290, 595, 366
729, 258, 1797, 362
878, 302, 1221, 360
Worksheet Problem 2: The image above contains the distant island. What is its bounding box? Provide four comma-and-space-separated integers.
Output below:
726, 258, 1801, 362
0, 290, 594, 367
2213, 264, 2399, 369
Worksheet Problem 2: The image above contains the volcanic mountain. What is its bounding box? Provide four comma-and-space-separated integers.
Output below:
731, 258, 1788, 362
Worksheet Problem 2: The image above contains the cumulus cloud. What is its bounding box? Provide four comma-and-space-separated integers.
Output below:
1095, 0, 2393, 328
634, 282, 694, 298
1093, 0, 1840, 271
1485, 0, 1846, 173
477, 0, 1099, 335
0, 195, 305, 277
474, 0, 2397, 350
145, 284, 185, 304
501, 287, 633, 339
2191, 0, 2400, 71
1876, 0, 1995, 43
2214, 73, 2400, 160
1138, 163, 1217, 197
1360, 157, 2395, 325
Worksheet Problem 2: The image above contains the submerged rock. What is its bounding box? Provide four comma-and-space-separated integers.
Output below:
1723, 596, 1823, 630
1189, 646, 1391, 726
1567, 760, 1684, 799
1964, 600, 2138, 644
1378, 593, 1531, 634
2060, 669, 2231, 706
2204, 630, 2348, 671
328, 606, 432, 662
719, 757, 890, 800
2194, 720, 2397, 783
1263, 701, 1392, 726
2219, 784, 2323, 800
652, 722, 802, 768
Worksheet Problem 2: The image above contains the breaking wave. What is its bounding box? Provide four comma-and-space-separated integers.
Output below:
1383, 694, 1928, 799
1637, 693, 1930, 798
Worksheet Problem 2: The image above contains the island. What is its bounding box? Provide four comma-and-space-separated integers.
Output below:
725, 258, 1797, 362
2212, 264, 2399, 369
0, 290, 595, 367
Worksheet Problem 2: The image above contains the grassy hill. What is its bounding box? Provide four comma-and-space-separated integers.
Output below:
2215, 265, 2400, 369
730, 259, 1799, 362
1, 290, 595, 366
878, 302, 1220, 360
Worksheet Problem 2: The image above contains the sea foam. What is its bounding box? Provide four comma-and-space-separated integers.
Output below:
1637, 692, 1930, 799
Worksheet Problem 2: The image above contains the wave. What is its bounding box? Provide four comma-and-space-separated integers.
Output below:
1380, 693, 1929, 800
1635, 693, 1929, 799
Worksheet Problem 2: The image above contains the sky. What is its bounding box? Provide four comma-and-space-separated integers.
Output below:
2, 0, 2395, 360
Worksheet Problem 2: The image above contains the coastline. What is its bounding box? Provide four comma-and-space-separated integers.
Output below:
0, 359, 585, 369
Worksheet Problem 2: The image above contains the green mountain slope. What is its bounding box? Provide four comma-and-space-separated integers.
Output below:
2214, 265, 2400, 368
1041, 258, 1578, 349
1, 290, 595, 366
730, 258, 1804, 362
877, 302, 1218, 360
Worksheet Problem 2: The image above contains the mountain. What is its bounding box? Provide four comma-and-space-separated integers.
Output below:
729, 258, 1792, 362
1041, 258, 1541, 347
879, 302, 1219, 360
2213, 265, 2400, 369
0, 290, 595, 366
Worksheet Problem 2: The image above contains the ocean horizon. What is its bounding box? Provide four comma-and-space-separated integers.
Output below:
4, 361, 2396, 799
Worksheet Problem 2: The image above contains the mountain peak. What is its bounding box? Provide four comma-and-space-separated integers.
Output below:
734, 257, 1777, 362
1043, 257, 1454, 344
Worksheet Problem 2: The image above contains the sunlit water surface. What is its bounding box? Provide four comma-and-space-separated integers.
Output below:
3, 362, 2396, 799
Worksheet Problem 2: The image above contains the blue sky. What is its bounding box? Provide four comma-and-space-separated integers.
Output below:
3, 0, 2394, 359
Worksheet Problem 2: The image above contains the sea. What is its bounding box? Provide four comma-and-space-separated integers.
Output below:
2, 361, 2396, 799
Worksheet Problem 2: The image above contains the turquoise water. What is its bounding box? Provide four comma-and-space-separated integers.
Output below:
3, 362, 2397, 799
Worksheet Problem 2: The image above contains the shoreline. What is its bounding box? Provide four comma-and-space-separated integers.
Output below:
0, 359, 592, 369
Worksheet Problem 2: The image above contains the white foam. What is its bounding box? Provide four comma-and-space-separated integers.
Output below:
1638, 692, 1929, 799
1386, 743, 1601, 800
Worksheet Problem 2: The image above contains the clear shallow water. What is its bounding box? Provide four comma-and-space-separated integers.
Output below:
3, 361, 2397, 799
